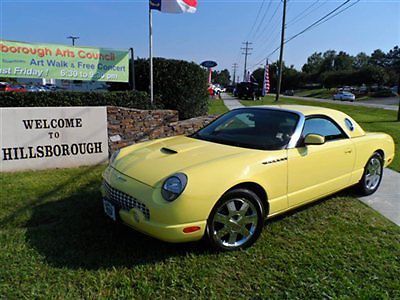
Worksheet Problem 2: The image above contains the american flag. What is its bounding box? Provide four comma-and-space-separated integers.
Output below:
262, 61, 270, 96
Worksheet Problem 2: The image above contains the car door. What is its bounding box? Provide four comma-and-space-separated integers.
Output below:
287, 116, 355, 207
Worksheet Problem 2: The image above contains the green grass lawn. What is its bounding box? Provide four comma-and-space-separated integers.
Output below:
241, 95, 400, 172
208, 99, 229, 115
296, 88, 371, 100
1, 166, 399, 298
295, 88, 335, 99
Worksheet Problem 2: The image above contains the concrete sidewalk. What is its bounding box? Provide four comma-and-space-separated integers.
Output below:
221, 93, 244, 110
359, 168, 400, 226
221, 93, 399, 226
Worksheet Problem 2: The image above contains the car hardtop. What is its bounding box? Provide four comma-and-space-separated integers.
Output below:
231, 105, 365, 138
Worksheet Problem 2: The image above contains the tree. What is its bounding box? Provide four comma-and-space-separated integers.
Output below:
370, 49, 388, 68
302, 52, 323, 74
334, 51, 354, 71
252, 62, 303, 92
212, 69, 231, 87
318, 50, 336, 73
353, 52, 370, 69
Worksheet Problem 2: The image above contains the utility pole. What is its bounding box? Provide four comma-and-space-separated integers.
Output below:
232, 63, 238, 84
397, 79, 400, 121
67, 35, 79, 46
241, 41, 253, 82
275, 0, 287, 102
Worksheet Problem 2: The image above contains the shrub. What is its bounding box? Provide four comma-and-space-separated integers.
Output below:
0, 91, 160, 110
371, 89, 395, 98
134, 58, 209, 119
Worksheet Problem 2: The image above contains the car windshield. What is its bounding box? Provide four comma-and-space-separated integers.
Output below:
191, 108, 299, 150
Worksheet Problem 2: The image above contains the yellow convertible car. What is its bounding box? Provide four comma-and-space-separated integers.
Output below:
102, 105, 395, 250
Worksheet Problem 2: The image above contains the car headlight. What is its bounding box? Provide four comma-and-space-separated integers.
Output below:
109, 149, 120, 164
161, 173, 188, 202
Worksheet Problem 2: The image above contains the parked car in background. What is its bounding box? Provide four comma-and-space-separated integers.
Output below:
236, 82, 262, 100
333, 91, 356, 102
225, 85, 236, 93
0, 82, 9, 92
284, 90, 295, 96
2, 84, 27, 93
26, 85, 41, 92
102, 105, 395, 251
212, 84, 226, 95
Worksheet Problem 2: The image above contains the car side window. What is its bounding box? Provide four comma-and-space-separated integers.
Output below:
302, 117, 346, 142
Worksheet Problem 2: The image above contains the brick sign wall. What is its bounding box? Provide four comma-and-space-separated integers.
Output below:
107, 106, 217, 152
0, 105, 218, 172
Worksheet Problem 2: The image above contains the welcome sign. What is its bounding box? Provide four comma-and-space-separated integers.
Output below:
0, 40, 129, 82
0, 107, 109, 172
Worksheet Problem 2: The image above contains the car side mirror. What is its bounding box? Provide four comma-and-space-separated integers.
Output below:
304, 134, 325, 145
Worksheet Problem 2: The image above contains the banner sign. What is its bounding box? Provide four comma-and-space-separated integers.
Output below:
0, 107, 109, 172
0, 40, 129, 82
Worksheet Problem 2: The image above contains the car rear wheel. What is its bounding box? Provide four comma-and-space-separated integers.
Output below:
206, 189, 264, 251
357, 152, 383, 196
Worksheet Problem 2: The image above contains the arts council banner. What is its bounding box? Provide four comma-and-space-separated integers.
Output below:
0, 40, 129, 82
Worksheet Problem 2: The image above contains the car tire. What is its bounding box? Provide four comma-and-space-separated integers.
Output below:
206, 188, 264, 251
357, 152, 384, 196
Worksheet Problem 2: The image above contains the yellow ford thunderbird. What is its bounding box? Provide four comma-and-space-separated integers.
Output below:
101, 105, 395, 250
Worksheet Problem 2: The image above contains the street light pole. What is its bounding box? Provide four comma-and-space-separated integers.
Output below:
275, 0, 287, 102
67, 36, 79, 46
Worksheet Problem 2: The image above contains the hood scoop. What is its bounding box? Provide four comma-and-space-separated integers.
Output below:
160, 147, 178, 155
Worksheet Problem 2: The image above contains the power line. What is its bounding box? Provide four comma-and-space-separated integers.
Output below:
250, 0, 359, 68
252, 0, 274, 40
246, 0, 267, 40
284, 0, 352, 44
287, 0, 330, 27
253, 0, 281, 43
252, 0, 326, 65
305, 0, 361, 29
287, 0, 321, 26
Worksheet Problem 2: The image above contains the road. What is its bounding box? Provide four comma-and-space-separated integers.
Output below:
283, 94, 399, 111
357, 97, 399, 106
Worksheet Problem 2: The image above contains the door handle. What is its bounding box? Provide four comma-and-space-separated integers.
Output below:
344, 149, 353, 154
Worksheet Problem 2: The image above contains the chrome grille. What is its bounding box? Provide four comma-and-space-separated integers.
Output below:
103, 181, 150, 220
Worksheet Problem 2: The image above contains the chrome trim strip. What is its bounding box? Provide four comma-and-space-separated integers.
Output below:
287, 112, 305, 149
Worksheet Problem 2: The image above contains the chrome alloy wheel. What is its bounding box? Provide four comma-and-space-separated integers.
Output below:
211, 198, 258, 248
365, 157, 382, 190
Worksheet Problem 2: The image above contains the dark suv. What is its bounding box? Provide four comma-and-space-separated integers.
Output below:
235, 82, 262, 100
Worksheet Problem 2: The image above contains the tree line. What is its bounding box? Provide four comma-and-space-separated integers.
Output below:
242, 46, 399, 92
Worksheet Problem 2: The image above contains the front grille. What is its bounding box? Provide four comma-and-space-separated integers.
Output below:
103, 181, 150, 220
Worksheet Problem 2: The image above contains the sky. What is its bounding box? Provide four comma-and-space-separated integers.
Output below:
1, 0, 399, 78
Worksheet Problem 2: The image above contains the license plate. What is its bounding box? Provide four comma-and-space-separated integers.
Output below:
103, 199, 116, 221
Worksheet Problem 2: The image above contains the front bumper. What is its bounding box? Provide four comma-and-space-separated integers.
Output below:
101, 166, 207, 243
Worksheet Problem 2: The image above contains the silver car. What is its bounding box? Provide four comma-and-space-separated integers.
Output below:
333, 91, 356, 102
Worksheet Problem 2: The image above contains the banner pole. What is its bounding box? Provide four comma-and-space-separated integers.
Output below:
149, 7, 154, 105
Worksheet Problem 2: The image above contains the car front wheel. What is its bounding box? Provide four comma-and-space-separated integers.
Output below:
357, 152, 383, 196
206, 189, 264, 251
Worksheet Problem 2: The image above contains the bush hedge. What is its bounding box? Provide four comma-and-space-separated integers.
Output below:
0, 91, 160, 110
134, 58, 209, 119
0, 58, 209, 119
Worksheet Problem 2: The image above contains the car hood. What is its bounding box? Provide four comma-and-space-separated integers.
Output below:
112, 136, 257, 187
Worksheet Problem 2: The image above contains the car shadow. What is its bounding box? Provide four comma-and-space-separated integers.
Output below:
25, 178, 211, 271
25, 175, 358, 271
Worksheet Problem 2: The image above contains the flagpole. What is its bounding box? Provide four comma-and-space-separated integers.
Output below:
149, 6, 154, 105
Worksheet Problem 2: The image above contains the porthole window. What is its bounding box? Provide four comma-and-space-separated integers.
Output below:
345, 118, 354, 131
